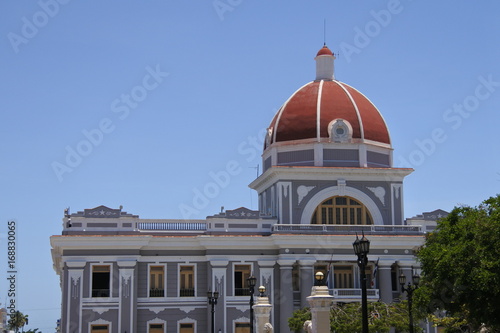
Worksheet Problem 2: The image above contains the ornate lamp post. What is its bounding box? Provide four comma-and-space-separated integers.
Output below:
399, 270, 420, 333
207, 290, 219, 333
353, 233, 370, 333
247, 275, 257, 333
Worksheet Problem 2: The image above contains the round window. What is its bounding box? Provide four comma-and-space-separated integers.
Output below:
335, 127, 345, 135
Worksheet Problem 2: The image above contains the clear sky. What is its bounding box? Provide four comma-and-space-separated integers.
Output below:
1, 0, 499, 331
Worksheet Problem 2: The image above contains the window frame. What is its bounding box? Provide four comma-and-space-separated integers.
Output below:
148, 263, 166, 298
90, 263, 112, 298
311, 196, 373, 225
178, 263, 197, 297
232, 263, 253, 296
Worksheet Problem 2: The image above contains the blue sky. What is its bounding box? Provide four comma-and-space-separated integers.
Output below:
1, 0, 499, 330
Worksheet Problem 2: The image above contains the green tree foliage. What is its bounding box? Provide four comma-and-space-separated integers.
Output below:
25, 329, 43, 333
288, 301, 419, 332
8, 311, 29, 333
416, 195, 500, 331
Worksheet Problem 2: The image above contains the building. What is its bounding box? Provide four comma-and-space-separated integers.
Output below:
51, 45, 428, 333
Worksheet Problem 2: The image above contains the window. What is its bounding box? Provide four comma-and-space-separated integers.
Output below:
179, 323, 194, 333
149, 323, 164, 333
91, 325, 109, 333
311, 196, 373, 225
92, 265, 110, 297
180, 265, 195, 297
149, 265, 165, 297
235, 322, 250, 333
334, 265, 353, 289
234, 264, 251, 296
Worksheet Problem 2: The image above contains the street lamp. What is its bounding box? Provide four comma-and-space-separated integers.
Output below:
207, 290, 219, 333
399, 270, 420, 333
247, 275, 257, 333
315, 271, 325, 286
353, 233, 370, 333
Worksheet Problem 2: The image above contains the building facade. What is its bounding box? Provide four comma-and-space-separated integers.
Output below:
51, 45, 427, 333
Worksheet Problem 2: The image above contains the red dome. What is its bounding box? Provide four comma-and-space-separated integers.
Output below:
316, 45, 333, 56
266, 80, 391, 148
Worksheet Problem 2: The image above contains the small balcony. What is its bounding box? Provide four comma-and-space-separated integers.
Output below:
180, 288, 195, 297
234, 288, 251, 296
272, 224, 424, 235
330, 288, 380, 302
91, 289, 110, 297
149, 288, 165, 297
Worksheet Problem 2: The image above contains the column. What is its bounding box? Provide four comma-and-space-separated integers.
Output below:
307, 286, 334, 333
211, 260, 228, 333
299, 260, 315, 308
118, 260, 137, 333
378, 262, 394, 303
254, 295, 273, 333
259, 260, 276, 328
65, 261, 85, 333
277, 260, 295, 333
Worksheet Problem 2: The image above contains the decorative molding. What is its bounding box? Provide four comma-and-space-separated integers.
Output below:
149, 307, 165, 314
234, 305, 249, 312
368, 186, 386, 205
93, 308, 109, 315
297, 185, 315, 204
180, 307, 195, 313
393, 184, 402, 199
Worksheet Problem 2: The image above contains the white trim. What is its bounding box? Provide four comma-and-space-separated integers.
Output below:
147, 263, 167, 299
340, 81, 393, 145
272, 82, 313, 144
233, 316, 251, 331
316, 80, 324, 142
301, 186, 383, 225
231, 261, 254, 296
178, 263, 197, 298
147, 317, 166, 333
333, 81, 365, 140
177, 317, 196, 333
89, 262, 113, 299
88, 318, 112, 333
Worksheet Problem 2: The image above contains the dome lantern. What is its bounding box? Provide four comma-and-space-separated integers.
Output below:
315, 44, 335, 81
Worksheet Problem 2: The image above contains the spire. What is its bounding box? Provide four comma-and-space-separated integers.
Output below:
315, 44, 335, 80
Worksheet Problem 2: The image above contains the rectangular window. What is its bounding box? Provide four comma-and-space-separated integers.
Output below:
149, 323, 164, 333
235, 322, 250, 333
149, 266, 165, 297
180, 265, 195, 297
234, 264, 251, 296
334, 265, 353, 289
91, 325, 109, 333
92, 265, 110, 297
179, 323, 194, 333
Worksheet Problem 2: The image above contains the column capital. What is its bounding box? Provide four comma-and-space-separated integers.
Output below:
117, 259, 137, 268
258, 260, 276, 268
298, 259, 316, 267
277, 259, 296, 268
66, 260, 86, 269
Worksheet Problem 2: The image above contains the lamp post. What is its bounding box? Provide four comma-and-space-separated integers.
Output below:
207, 290, 219, 333
399, 270, 420, 333
353, 233, 370, 333
247, 275, 257, 333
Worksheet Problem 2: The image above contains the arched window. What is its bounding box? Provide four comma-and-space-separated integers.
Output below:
311, 196, 373, 225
